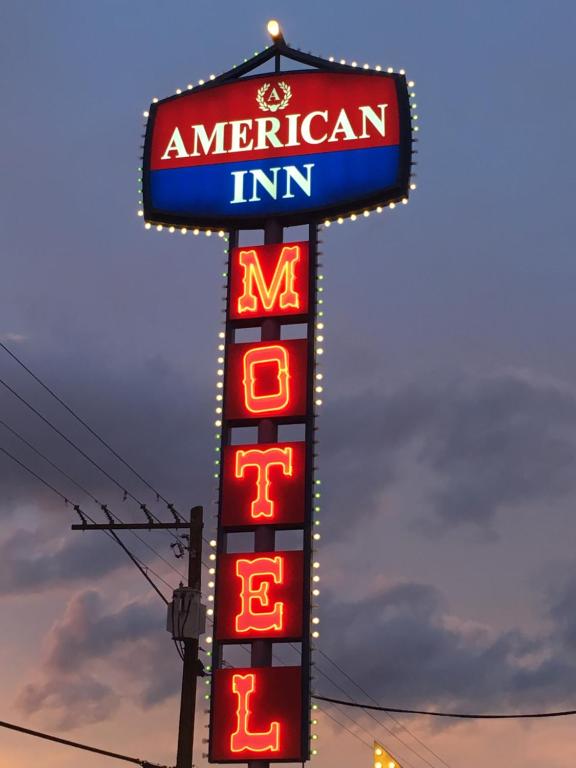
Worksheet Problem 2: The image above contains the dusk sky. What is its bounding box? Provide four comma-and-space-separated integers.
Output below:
2, 2, 576, 767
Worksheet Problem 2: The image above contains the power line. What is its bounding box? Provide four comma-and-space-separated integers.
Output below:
0, 419, 186, 583
0, 372, 209, 555
0, 374, 150, 513
317, 703, 373, 749
301, 646, 428, 768
313, 695, 576, 720
310, 673, 418, 767
108, 530, 169, 605
0, 444, 174, 601
217, 642, 429, 768
235, 641, 424, 768
0, 718, 167, 766
316, 647, 451, 768
282, 642, 432, 768
0, 340, 183, 521
0, 445, 71, 504
232, 642, 380, 756
227, 640, 427, 768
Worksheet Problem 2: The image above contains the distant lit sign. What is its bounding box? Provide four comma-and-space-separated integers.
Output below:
143, 70, 412, 228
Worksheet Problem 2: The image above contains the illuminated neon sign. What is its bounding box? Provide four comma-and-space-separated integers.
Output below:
221, 441, 306, 528
143, 25, 414, 768
210, 666, 303, 762
210, 230, 314, 763
143, 65, 413, 229
215, 551, 304, 641
224, 339, 308, 421
235, 556, 284, 633
231, 673, 280, 753
229, 242, 309, 320
243, 344, 290, 413
236, 446, 293, 519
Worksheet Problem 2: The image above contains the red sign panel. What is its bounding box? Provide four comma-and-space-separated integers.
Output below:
228, 241, 309, 320
210, 666, 303, 763
149, 72, 400, 170
221, 441, 306, 528
224, 339, 308, 421
215, 551, 304, 641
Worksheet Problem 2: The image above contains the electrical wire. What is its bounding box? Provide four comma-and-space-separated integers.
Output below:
0, 372, 212, 554
283, 642, 432, 768
313, 695, 576, 720
230, 642, 420, 768
0, 718, 166, 766
107, 530, 169, 605
305, 650, 423, 768
0, 340, 184, 521
0, 374, 153, 514
0, 419, 186, 583
316, 647, 451, 768
0, 445, 71, 504
0, 445, 174, 602
317, 703, 373, 749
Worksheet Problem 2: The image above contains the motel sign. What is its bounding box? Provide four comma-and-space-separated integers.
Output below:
141, 23, 414, 766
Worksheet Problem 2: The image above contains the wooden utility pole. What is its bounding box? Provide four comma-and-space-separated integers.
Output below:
176, 506, 203, 768
72, 506, 205, 768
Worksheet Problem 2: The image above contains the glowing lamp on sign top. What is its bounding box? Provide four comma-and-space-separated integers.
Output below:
266, 19, 284, 43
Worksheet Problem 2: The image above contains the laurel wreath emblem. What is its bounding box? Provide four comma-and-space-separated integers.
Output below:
256, 82, 292, 112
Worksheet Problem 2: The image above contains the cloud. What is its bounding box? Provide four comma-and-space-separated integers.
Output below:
43, 589, 161, 672
0, 528, 127, 596
5, 341, 573, 541
320, 578, 576, 713
418, 372, 576, 532
0, 332, 28, 343
16, 589, 180, 729
17, 674, 119, 731
21, 576, 576, 732
321, 370, 576, 536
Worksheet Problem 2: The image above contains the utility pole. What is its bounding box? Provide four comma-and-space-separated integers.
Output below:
175, 506, 203, 768
72, 505, 206, 768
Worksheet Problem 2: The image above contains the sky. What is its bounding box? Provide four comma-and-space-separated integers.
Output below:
1, 1, 576, 767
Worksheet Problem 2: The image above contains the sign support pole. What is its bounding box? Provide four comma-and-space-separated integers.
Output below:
249, 218, 283, 768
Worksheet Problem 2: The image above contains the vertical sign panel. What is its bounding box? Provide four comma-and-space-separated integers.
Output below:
228, 242, 310, 321
210, 237, 316, 764
211, 667, 303, 762
221, 441, 307, 528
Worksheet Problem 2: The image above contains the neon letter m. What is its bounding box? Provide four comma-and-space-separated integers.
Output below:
237, 245, 301, 315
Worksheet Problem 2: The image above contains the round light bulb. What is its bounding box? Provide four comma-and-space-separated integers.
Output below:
267, 19, 281, 38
